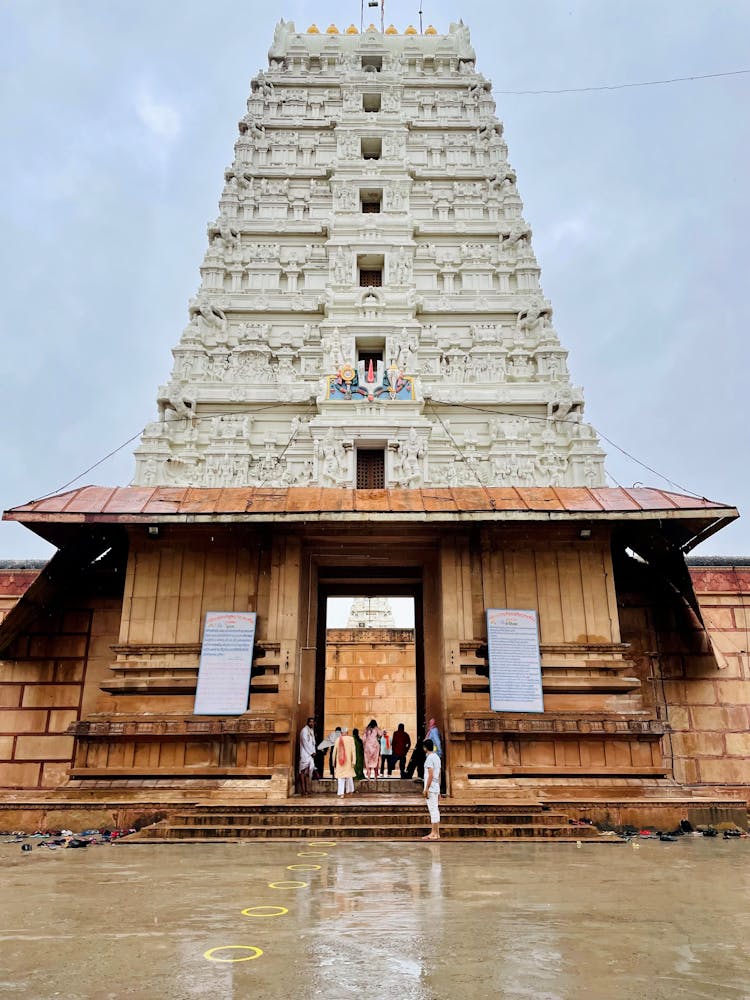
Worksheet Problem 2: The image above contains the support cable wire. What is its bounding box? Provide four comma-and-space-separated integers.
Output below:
497, 68, 750, 96
26, 399, 721, 507
29, 401, 311, 503
425, 401, 496, 509
426, 397, 709, 499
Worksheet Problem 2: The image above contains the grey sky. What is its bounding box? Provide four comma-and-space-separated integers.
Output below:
1, 1, 748, 558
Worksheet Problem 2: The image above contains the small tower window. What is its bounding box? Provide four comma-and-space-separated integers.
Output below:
357, 449, 385, 489
360, 269, 382, 287
361, 55, 383, 72
363, 93, 382, 113
360, 188, 382, 213
361, 137, 382, 160
358, 254, 384, 287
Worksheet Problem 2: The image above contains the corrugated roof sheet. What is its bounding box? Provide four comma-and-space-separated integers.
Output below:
3, 485, 735, 521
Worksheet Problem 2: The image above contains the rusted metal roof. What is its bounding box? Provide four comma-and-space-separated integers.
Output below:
3, 485, 737, 523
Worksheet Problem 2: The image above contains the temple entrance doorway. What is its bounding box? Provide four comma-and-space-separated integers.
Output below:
314, 571, 424, 772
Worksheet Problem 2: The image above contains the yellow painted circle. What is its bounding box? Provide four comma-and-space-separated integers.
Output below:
287, 864, 321, 872
268, 880, 308, 889
204, 945, 263, 963
241, 906, 289, 918
308, 841, 336, 847
297, 851, 328, 857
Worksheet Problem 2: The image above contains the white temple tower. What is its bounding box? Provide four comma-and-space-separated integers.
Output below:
133, 19, 606, 490
346, 597, 396, 629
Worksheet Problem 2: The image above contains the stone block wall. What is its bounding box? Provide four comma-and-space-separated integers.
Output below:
324, 627, 416, 738
0, 599, 121, 788
675, 564, 750, 789
617, 555, 750, 798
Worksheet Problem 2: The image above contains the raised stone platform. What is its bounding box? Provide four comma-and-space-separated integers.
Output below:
123, 800, 610, 843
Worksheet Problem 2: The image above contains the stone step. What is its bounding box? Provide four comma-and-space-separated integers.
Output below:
166, 811, 573, 826
185, 802, 554, 815
310, 779, 421, 795
146, 822, 604, 840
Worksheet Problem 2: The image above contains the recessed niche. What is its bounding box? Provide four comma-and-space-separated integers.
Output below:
357, 253, 384, 287
361, 137, 382, 160
360, 188, 383, 213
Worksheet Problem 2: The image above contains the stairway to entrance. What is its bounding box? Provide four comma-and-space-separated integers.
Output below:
310, 777, 422, 795
124, 800, 611, 843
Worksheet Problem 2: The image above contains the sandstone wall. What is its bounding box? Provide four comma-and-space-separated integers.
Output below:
679, 565, 750, 790
324, 627, 416, 739
0, 598, 121, 788
617, 558, 750, 800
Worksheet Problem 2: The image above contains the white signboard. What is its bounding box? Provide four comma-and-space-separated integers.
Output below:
486, 609, 544, 713
194, 611, 257, 715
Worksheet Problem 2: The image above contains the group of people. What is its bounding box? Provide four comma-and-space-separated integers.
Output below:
298, 716, 444, 839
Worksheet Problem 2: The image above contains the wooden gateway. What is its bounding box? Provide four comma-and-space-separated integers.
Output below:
1, 485, 746, 827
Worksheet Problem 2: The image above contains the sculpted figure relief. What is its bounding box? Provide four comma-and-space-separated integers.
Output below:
397, 428, 426, 487
316, 428, 349, 487
188, 301, 229, 349
322, 328, 346, 372
517, 304, 551, 342
394, 247, 412, 284
333, 247, 350, 284
392, 329, 418, 371
547, 385, 582, 423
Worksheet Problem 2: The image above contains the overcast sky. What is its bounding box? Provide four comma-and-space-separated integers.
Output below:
1, 0, 748, 559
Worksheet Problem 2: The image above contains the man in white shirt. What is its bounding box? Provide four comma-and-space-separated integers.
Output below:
421, 737, 441, 840
298, 716, 316, 796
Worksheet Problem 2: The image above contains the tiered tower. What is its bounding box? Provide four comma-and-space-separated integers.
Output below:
346, 597, 395, 629
133, 19, 606, 490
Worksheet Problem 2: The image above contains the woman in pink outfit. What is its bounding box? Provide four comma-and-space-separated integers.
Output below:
362, 719, 382, 779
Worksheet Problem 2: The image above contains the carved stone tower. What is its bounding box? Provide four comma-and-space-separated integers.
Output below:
133, 19, 606, 489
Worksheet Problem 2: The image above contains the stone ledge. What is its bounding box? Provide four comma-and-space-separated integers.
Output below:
67, 716, 285, 738
455, 716, 666, 737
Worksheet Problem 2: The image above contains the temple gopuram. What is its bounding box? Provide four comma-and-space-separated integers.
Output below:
1, 20, 747, 834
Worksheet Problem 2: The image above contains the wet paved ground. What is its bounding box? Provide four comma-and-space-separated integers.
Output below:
1, 838, 749, 999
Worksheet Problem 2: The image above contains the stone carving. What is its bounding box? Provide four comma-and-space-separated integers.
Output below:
158, 382, 197, 424
395, 428, 426, 487
332, 247, 351, 284
391, 329, 418, 371
548, 386, 583, 423
393, 247, 412, 284
322, 328, 349, 372
187, 301, 230, 349
333, 182, 357, 211
316, 428, 349, 487
517, 304, 552, 343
